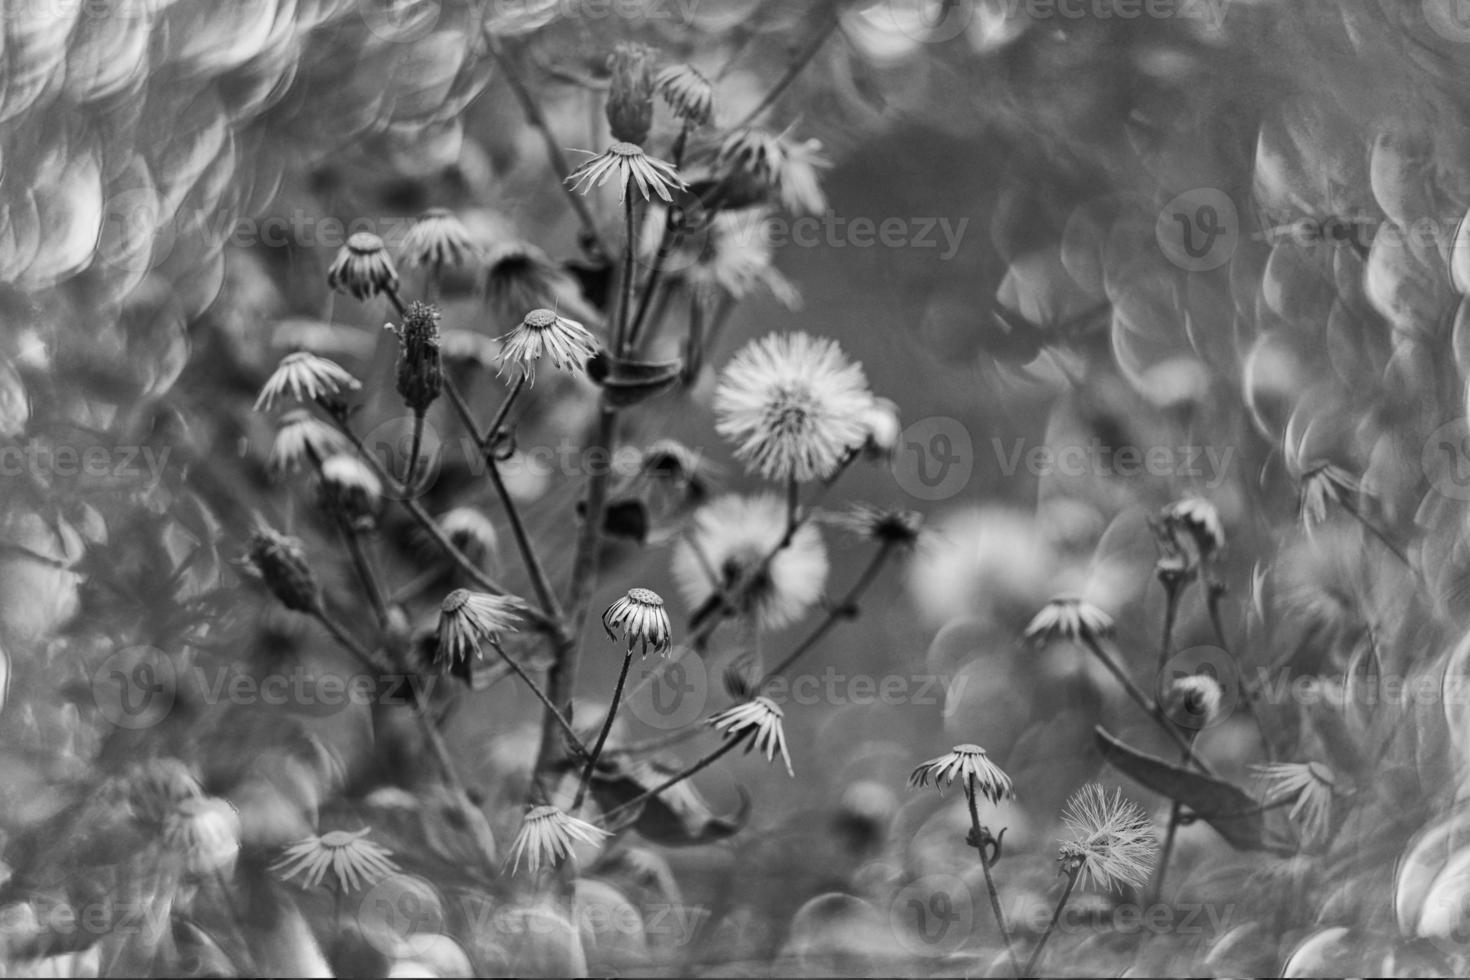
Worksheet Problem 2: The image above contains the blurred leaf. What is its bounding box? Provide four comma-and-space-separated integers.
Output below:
589, 757, 749, 846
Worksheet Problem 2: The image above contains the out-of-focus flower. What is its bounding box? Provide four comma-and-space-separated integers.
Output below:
908, 744, 1014, 803
606, 44, 656, 145
254, 351, 360, 412
671, 493, 828, 631
437, 507, 499, 565
392, 302, 443, 413
717, 128, 829, 215
506, 805, 608, 874
832, 502, 923, 548
1162, 497, 1225, 559
125, 758, 203, 826
1057, 784, 1158, 892
272, 828, 399, 892
318, 454, 382, 528
656, 63, 714, 126
484, 240, 571, 322
567, 142, 686, 203
436, 589, 525, 665
497, 308, 598, 382
268, 409, 350, 472
680, 209, 799, 306
328, 231, 400, 301
164, 796, 242, 876
906, 506, 1058, 627
859, 396, 901, 460
714, 331, 871, 483
400, 208, 479, 269
708, 696, 793, 775
1024, 595, 1115, 646
1164, 673, 1225, 729
1298, 463, 1358, 528
602, 588, 673, 657
1254, 761, 1338, 846
440, 329, 500, 369
247, 526, 320, 613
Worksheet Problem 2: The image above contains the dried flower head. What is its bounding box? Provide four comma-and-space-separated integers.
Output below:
671, 493, 828, 631
1058, 784, 1159, 892
656, 63, 714, 126
1162, 496, 1225, 559
400, 208, 479, 269
602, 588, 673, 657
714, 331, 872, 483
506, 805, 608, 874
717, 128, 829, 215
708, 696, 793, 776
1253, 761, 1338, 846
436, 507, 499, 565
272, 828, 399, 892
497, 308, 598, 382
164, 796, 242, 876
1164, 672, 1225, 729
680, 209, 798, 306
328, 231, 400, 301
1024, 595, 1115, 646
392, 301, 443, 413
833, 502, 923, 548
318, 454, 382, 527
908, 744, 1014, 803
255, 351, 361, 412
606, 43, 656, 144
268, 409, 350, 473
567, 141, 686, 203
247, 526, 320, 613
436, 589, 525, 665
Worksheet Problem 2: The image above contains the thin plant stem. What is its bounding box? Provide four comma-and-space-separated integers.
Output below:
1081, 636, 1214, 774
625, 125, 691, 352
1149, 730, 1198, 906
483, 31, 606, 258
730, 12, 841, 131
599, 737, 740, 825
964, 777, 1020, 976
402, 409, 426, 492
571, 649, 634, 811
762, 543, 895, 684
1339, 497, 1416, 576
1157, 577, 1183, 672
1021, 867, 1080, 977
488, 640, 587, 761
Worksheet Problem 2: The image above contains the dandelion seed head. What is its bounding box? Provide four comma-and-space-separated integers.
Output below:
1057, 784, 1158, 892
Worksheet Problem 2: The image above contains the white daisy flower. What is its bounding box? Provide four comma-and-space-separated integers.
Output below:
255, 351, 361, 412
435, 589, 526, 666
327, 231, 400, 301
656, 63, 714, 126
602, 588, 673, 657
908, 744, 1014, 803
496, 308, 598, 382
399, 208, 479, 269
567, 141, 686, 203
1253, 761, 1338, 846
1023, 595, 1115, 646
268, 408, 350, 472
272, 828, 398, 892
671, 493, 828, 631
713, 332, 872, 484
163, 797, 241, 876
708, 696, 794, 775
505, 805, 608, 874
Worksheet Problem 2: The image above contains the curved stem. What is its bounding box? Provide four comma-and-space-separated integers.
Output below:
488, 640, 586, 761
1149, 729, 1198, 906
730, 12, 840, 131
761, 543, 894, 684
598, 737, 739, 826
1021, 867, 1079, 977
1081, 636, 1214, 774
965, 779, 1019, 976
572, 649, 634, 811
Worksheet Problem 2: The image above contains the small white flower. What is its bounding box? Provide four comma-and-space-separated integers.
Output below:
272, 828, 398, 892
496, 308, 598, 382
399, 208, 479, 268
656, 63, 714, 125
713, 332, 872, 483
505, 805, 608, 874
255, 351, 360, 412
567, 141, 686, 203
327, 231, 400, 301
268, 409, 350, 472
436, 589, 526, 665
1253, 761, 1338, 846
908, 744, 1013, 803
602, 588, 673, 657
164, 797, 241, 876
708, 696, 793, 776
1024, 595, 1115, 646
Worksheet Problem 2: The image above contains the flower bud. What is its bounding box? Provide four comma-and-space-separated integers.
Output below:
605, 44, 655, 145
247, 526, 320, 613
394, 302, 443, 413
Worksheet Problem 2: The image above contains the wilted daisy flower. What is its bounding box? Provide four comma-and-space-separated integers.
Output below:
1058, 784, 1159, 892
602, 588, 673, 657
272, 828, 399, 892
1298, 463, 1359, 528
247, 526, 320, 613
681, 209, 798, 306
254, 351, 361, 412
506, 805, 608, 874
567, 142, 686, 203
1024, 595, 1115, 646
484, 240, 572, 321
908, 744, 1014, 803
1254, 761, 1338, 845
164, 797, 241, 876
656, 63, 714, 126
1162, 497, 1225, 558
399, 208, 479, 269
859, 397, 902, 460
1164, 673, 1225, 730
671, 493, 828, 631
832, 502, 923, 548
268, 409, 350, 472
392, 301, 443, 412
437, 507, 499, 565
328, 231, 400, 301
318, 454, 382, 527
708, 696, 793, 776
606, 43, 656, 144
714, 332, 872, 483
717, 128, 829, 215
497, 308, 598, 382
436, 589, 525, 665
